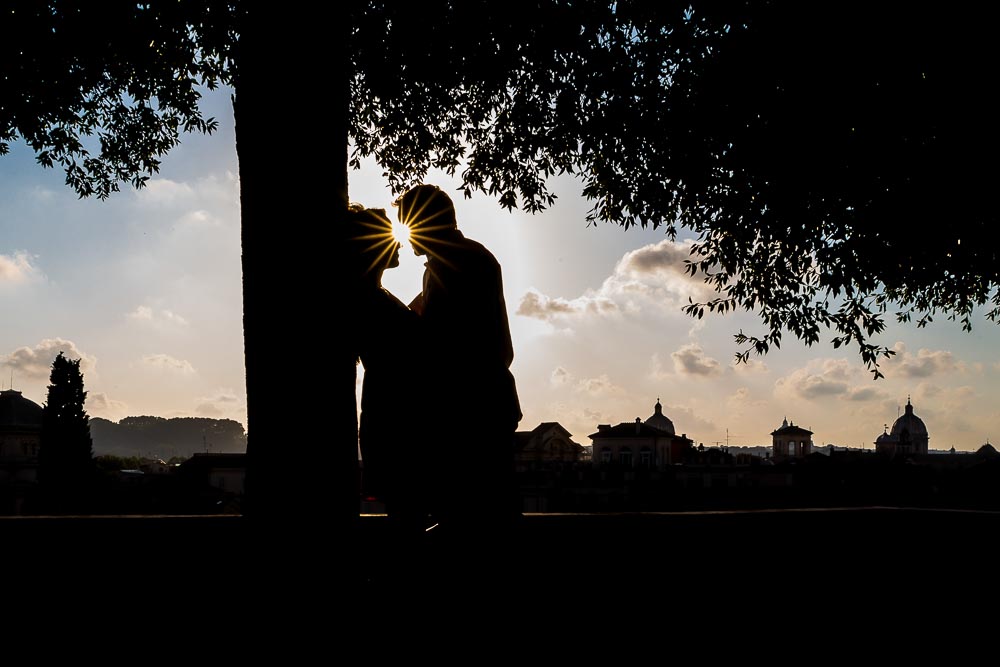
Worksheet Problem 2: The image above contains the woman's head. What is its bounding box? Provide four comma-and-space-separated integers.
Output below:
345, 204, 400, 278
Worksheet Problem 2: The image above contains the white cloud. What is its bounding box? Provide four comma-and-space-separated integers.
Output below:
140, 354, 195, 375
659, 404, 718, 440
886, 342, 959, 378
731, 358, 769, 374
0, 251, 41, 284
775, 358, 858, 400
177, 209, 223, 228
576, 374, 624, 396
518, 290, 591, 320
551, 366, 572, 386
671, 343, 722, 377
88, 392, 129, 420
548, 366, 623, 395
844, 386, 886, 402
516, 238, 714, 323
127, 305, 189, 328
138, 178, 196, 203
1, 338, 96, 379
195, 388, 243, 417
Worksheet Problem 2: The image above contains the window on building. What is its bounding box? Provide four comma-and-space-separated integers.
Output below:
640, 449, 652, 466
619, 448, 633, 467
601, 447, 612, 464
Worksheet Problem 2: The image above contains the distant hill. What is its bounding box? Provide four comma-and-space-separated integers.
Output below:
90, 416, 247, 459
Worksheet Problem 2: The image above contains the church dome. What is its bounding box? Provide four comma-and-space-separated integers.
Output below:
0, 390, 44, 429
890, 399, 927, 440
644, 399, 675, 435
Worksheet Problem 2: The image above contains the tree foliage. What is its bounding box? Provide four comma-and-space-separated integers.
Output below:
1, 0, 237, 198
90, 416, 247, 458
350, 1, 1000, 376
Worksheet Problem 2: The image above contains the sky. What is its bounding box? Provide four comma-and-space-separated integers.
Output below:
3, 85, 1000, 452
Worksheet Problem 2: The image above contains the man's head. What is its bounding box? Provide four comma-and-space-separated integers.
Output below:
393, 184, 457, 257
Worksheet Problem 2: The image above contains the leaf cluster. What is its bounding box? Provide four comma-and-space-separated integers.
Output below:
1, 0, 239, 198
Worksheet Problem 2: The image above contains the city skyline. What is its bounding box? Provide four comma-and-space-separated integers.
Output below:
3, 85, 1000, 451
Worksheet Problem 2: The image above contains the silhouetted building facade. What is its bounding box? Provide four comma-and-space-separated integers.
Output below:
514, 422, 585, 470
875, 398, 929, 457
0, 390, 42, 513
771, 418, 813, 461
590, 400, 693, 468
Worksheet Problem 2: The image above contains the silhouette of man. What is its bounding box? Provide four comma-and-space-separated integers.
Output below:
394, 184, 522, 540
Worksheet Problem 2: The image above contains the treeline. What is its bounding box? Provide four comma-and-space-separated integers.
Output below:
90, 416, 247, 459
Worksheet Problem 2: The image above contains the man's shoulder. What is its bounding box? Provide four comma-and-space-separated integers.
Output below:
456, 235, 500, 265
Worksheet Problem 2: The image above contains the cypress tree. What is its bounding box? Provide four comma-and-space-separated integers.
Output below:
38, 352, 95, 512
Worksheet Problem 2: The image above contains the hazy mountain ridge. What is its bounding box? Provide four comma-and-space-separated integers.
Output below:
90, 416, 247, 459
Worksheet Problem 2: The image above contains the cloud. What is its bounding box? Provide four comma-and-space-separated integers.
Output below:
0, 251, 41, 284
671, 343, 722, 377
886, 342, 959, 378
844, 386, 886, 402
727, 387, 769, 413
621, 239, 697, 274
140, 354, 195, 375
127, 305, 189, 328
650, 353, 671, 380
549, 366, 623, 395
518, 290, 587, 320
88, 392, 129, 419
655, 404, 717, 440
731, 358, 769, 374
516, 238, 713, 323
194, 403, 224, 416
775, 359, 857, 400
1, 338, 96, 379
138, 178, 196, 203
551, 366, 572, 386
195, 388, 243, 417
576, 374, 623, 396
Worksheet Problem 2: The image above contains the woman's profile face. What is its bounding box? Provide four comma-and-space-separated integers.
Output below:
349, 207, 400, 276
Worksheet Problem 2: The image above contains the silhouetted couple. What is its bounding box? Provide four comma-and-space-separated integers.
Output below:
348, 184, 521, 546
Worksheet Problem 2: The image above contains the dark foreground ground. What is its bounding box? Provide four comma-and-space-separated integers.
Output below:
7, 507, 998, 638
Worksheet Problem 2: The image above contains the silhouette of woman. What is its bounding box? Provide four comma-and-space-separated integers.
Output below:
346, 204, 427, 536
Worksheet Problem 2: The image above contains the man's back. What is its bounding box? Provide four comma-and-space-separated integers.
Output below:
422, 232, 514, 380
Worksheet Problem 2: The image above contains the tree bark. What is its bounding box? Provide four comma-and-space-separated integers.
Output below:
234, 7, 355, 542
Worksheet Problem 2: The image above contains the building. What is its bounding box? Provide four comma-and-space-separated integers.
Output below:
178, 452, 246, 512
0, 389, 43, 513
514, 422, 585, 470
874, 398, 929, 457
770, 418, 813, 461
590, 399, 693, 468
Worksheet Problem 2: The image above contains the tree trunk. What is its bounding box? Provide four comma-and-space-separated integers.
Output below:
234, 7, 355, 543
